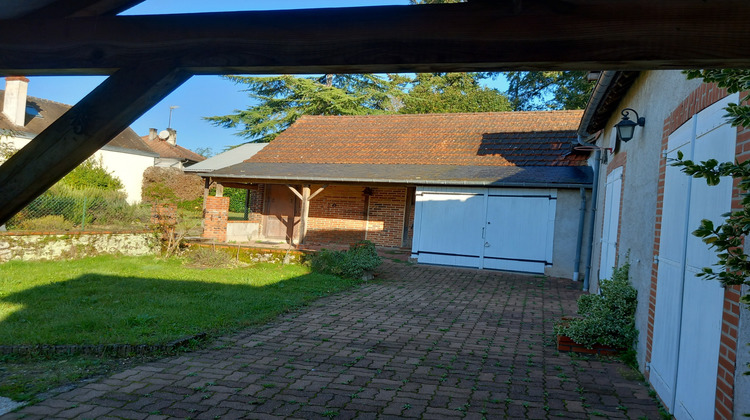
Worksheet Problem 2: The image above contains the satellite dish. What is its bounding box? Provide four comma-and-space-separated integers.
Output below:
158, 130, 170, 140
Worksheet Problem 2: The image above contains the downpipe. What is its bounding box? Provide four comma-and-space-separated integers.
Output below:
572, 187, 586, 281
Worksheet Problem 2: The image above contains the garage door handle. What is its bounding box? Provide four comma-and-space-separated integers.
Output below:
481, 227, 485, 238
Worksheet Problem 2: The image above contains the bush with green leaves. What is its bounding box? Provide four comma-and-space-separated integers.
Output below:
60, 157, 123, 191
309, 240, 382, 279
555, 261, 638, 349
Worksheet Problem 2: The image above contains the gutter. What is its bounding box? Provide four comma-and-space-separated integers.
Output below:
196, 173, 592, 189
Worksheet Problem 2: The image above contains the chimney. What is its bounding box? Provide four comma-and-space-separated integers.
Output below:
148, 128, 158, 140
166, 128, 177, 146
3, 76, 29, 126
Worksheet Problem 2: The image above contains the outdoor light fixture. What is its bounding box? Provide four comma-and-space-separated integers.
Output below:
614, 108, 645, 142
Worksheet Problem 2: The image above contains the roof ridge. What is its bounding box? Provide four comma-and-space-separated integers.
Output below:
298, 109, 583, 119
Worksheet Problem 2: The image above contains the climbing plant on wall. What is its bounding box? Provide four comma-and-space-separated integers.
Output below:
672, 69, 750, 378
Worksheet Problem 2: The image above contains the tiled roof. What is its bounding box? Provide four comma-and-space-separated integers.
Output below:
0, 90, 156, 156
142, 137, 206, 163
248, 110, 587, 167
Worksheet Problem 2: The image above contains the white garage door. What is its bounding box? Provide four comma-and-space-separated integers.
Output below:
411, 187, 556, 273
650, 94, 735, 419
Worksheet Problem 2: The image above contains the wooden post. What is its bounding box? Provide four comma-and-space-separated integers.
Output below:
243, 188, 251, 221
299, 185, 311, 245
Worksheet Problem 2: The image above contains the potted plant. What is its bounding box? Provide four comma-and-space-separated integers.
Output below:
555, 260, 637, 355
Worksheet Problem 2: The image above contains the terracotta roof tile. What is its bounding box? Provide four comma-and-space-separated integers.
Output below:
0, 90, 155, 155
141, 136, 206, 163
248, 110, 586, 167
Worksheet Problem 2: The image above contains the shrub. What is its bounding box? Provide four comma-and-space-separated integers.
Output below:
554, 260, 638, 349
60, 157, 123, 191
17, 215, 73, 231
142, 167, 203, 203
309, 240, 382, 279
185, 246, 235, 268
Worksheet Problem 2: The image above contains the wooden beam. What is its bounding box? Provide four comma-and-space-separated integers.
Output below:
0, 0, 145, 19
0, 62, 190, 226
32, 0, 147, 17
1, 1, 750, 75
286, 185, 303, 201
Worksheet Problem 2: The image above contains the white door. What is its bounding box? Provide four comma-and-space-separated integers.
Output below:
599, 166, 623, 281
413, 188, 486, 268
650, 95, 735, 419
413, 187, 555, 273
483, 193, 555, 273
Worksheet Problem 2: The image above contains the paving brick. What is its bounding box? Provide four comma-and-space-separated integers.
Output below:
9, 262, 664, 420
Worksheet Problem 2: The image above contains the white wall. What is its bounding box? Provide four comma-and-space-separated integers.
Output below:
98, 148, 154, 204
1, 135, 153, 204
546, 188, 592, 280
589, 70, 704, 369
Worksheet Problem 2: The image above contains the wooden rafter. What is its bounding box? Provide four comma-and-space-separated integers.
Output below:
0, 0, 144, 19
1, 1, 750, 75
0, 62, 190, 225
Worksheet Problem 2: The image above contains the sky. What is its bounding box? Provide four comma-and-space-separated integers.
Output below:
23, 0, 507, 156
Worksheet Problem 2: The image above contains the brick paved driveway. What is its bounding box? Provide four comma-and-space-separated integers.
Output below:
5, 262, 662, 419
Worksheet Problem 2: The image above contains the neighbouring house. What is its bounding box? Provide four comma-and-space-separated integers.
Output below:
142, 127, 206, 169
196, 111, 593, 279
0, 77, 158, 203
578, 70, 749, 419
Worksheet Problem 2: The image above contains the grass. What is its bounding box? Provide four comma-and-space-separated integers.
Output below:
0, 254, 363, 401
0, 255, 359, 345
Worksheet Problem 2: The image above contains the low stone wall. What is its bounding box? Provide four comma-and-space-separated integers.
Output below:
0, 231, 157, 263
227, 221, 261, 242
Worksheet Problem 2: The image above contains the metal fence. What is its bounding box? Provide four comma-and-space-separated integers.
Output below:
3, 191, 152, 233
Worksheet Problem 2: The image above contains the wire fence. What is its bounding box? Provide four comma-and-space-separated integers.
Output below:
3, 189, 153, 233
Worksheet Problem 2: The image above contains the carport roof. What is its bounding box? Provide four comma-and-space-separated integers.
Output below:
208, 162, 593, 188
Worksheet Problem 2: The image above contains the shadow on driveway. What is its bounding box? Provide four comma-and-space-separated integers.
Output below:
4, 261, 662, 419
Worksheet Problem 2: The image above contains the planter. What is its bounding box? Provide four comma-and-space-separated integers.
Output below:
555, 317, 622, 356
556, 334, 621, 356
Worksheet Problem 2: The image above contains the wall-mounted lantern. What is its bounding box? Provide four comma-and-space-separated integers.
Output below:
614, 108, 645, 142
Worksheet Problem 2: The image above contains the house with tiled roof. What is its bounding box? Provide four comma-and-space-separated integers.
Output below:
0, 77, 158, 203
577, 70, 750, 419
198, 110, 594, 279
141, 128, 206, 169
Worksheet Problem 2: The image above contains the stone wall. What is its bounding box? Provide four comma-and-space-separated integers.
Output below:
0, 231, 156, 263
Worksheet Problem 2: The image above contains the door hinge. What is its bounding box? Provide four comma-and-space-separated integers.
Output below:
654, 255, 659, 265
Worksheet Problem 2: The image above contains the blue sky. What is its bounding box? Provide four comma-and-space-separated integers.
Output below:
24, 0, 507, 155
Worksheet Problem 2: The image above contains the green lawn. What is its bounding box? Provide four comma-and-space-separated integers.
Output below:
0, 254, 362, 401
0, 255, 358, 346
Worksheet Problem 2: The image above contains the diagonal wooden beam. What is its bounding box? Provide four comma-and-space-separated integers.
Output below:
1, 0, 750, 75
0, 62, 190, 225
0, 0, 144, 19
32, 0, 146, 17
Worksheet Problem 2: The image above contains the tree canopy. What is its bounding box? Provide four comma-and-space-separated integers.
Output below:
505, 71, 593, 111
205, 72, 510, 142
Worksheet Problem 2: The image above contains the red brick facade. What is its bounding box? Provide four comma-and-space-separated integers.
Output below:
203, 196, 230, 242
647, 83, 744, 419
236, 184, 413, 248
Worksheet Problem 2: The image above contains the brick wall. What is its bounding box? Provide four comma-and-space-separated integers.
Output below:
646, 82, 744, 419
365, 187, 407, 248
203, 196, 230, 242
299, 185, 408, 247
247, 185, 265, 223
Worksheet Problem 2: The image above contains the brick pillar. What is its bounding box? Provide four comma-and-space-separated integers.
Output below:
203, 196, 230, 242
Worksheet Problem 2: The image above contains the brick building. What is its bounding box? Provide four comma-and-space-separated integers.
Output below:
196, 111, 594, 279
